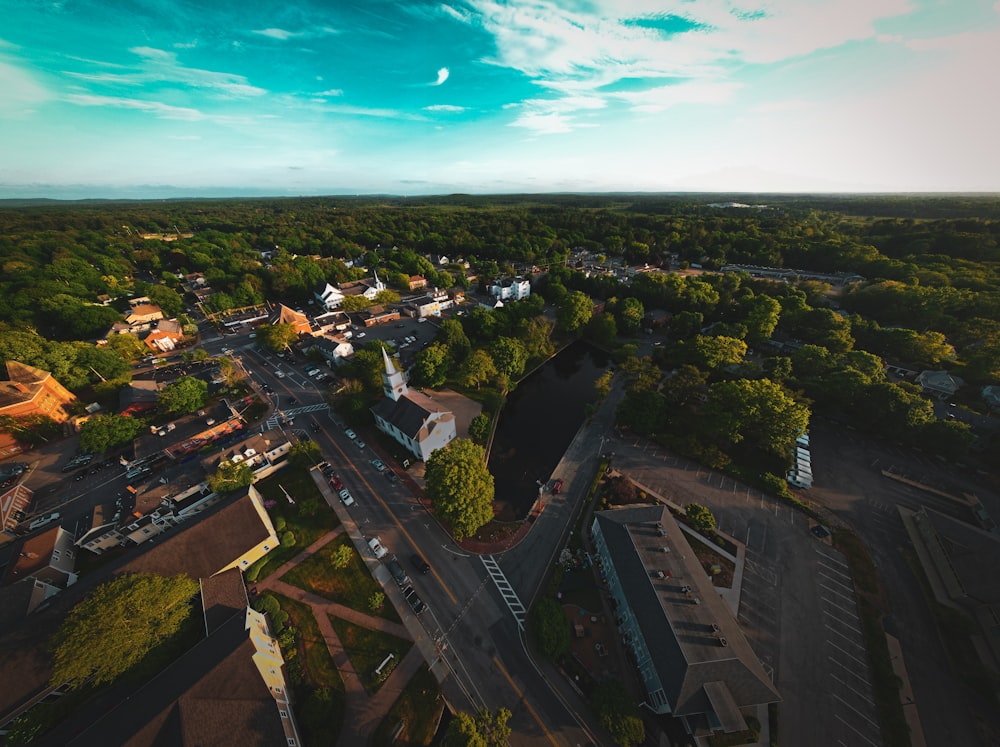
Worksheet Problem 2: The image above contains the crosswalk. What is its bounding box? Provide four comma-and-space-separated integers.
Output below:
481, 556, 527, 629
265, 403, 329, 430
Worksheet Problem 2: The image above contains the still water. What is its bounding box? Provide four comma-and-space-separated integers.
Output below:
488, 341, 610, 520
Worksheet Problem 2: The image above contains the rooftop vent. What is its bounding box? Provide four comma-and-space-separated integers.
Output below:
719, 637, 728, 647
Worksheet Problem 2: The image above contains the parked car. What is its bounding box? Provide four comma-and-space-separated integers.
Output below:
552, 478, 564, 494
339, 488, 355, 506
274, 370, 285, 378
387, 559, 410, 586
411, 554, 430, 574
355, 440, 367, 450
368, 537, 387, 558
344, 429, 357, 440
370, 458, 385, 471
330, 477, 343, 490
403, 586, 426, 614
28, 511, 61, 530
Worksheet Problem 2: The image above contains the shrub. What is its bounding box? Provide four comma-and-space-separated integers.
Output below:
280, 530, 297, 548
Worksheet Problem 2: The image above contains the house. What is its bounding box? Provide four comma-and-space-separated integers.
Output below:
1, 484, 33, 532
144, 328, 180, 352
125, 302, 164, 326
591, 505, 779, 735
314, 309, 352, 332
489, 276, 531, 301
1, 526, 79, 615
119, 379, 161, 416
0, 361, 77, 426
315, 281, 345, 310
267, 304, 312, 336
357, 305, 400, 328
371, 349, 457, 461
414, 297, 441, 318
340, 271, 385, 301
916, 370, 965, 400
409, 275, 428, 290
311, 334, 355, 365
67, 570, 301, 746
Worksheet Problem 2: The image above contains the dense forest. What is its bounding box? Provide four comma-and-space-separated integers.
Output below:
1, 193, 997, 469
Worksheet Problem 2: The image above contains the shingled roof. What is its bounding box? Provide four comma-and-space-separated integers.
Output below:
371, 388, 452, 441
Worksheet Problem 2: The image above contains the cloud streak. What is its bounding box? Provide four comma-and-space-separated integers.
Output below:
434, 67, 450, 85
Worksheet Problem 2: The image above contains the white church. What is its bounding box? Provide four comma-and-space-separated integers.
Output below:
370, 349, 457, 461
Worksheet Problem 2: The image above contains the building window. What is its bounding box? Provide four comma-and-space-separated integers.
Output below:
274, 686, 282, 694
279, 709, 288, 718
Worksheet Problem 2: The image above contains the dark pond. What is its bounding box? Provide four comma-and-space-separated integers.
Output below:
488, 340, 610, 520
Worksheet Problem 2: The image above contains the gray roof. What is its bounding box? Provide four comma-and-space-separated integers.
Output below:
371, 389, 451, 442
595, 505, 779, 719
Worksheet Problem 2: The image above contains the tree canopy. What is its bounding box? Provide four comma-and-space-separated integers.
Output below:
49, 573, 199, 687
158, 375, 208, 415
207, 460, 253, 493
425, 438, 495, 540
255, 322, 299, 352
443, 707, 512, 747
78, 413, 145, 453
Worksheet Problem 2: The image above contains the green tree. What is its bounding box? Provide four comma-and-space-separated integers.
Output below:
78, 413, 146, 453
105, 333, 148, 362
440, 317, 472, 360
288, 440, 321, 467
531, 598, 571, 659
145, 284, 184, 317
591, 679, 645, 747
686, 335, 748, 370
332, 543, 354, 569
49, 573, 199, 688
256, 322, 299, 352
661, 365, 707, 407
443, 707, 513, 747
556, 290, 593, 334
368, 591, 385, 613
468, 412, 492, 444
425, 438, 495, 540
517, 315, 555, 360
491, 336, 528, 381
158, 375, 207, 415
585, 312, 618, 347
617, 297, 644, 335
207, 460, 253, 493
744, 294, 782, 346
339, 295, 372, 312
703, 378, 810, 456
413, 342, 451, 388
459, 349, 497, 390
685, 503, 716, 533
594, 369, 614, 400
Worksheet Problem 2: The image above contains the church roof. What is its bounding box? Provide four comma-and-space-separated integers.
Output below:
371, 389, 451, 442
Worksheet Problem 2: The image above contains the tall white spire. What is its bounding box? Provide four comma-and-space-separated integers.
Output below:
381, 347, 407, 401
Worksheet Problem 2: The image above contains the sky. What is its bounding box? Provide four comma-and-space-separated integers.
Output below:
1, 0, 999, 198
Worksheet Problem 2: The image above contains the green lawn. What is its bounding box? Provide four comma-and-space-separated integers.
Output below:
281, 534, 401, 622
272, 593, 345, 745
246, 465, 341, 581
370, 664, 445, 747
328, 614, 413, 693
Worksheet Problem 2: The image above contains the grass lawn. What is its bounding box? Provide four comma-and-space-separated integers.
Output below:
282, 534, 401, 623
328, 614, 413, 694
370, 664, 445, 747
272, 593, 345, 745
247, 465, 341, 581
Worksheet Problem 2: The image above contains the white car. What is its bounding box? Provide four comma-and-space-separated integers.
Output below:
368, 537, 388, 558
344, 429, 357, 440
339, 488, 355, 506
274, 370, 285, 378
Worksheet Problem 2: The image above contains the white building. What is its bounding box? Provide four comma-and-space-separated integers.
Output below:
489, 276, 531, 301
370, 349, 457, 461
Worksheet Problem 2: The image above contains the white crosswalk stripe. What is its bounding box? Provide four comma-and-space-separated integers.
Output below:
481, 556, 527, 628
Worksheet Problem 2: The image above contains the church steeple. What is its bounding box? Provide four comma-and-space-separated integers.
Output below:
382, 347, 407, 401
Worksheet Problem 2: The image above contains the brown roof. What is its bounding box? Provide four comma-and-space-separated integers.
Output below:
201, 569, 249, 635
0, 361, 50, 409
2, 526, 59, 585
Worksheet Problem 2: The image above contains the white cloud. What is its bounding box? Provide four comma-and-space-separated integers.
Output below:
0, 60, 51, 116
106, 47, 267, 97
64, 93, 252, 124
252, 28, 295, 40
424, 104, 466, 112
316, 88, 344, 96
434, 67, 450, 85
614, 80, 740, 112
441, 4, 472, 24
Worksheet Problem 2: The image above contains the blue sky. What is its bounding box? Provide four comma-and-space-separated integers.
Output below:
1, 0, 998, 197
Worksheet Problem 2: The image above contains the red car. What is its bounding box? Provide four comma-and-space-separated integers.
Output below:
330, 477, 343, 491
552, 479, 564, 494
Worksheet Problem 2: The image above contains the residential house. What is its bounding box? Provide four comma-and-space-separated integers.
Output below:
125, 299, 165, 326
0, 484, 32, 532
409, 275, 428, 290
314, 309, 352, 332
371, 349, 457, 461
591, 505, 780, 735
67, 569, 301, 746
489, 276, 531, 301
311, 334, 355, 366
315, 281, 345, 310
267, 304, 313, 336
340, 271, 386, 301
119, 379, 161, 416
414, 298, 441, 318
916, 370, 965, 400
1, 526, 79, 615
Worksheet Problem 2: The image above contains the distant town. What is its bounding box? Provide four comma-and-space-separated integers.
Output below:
0, 193, 998, 747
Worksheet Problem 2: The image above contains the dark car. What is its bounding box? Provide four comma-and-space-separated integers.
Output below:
810, 524, 831, 539
309, 420, 321, 433
411, 554, 430, 574
403, 586, 426, 614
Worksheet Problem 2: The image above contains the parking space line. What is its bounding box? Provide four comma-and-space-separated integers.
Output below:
827, 638, 869, 668
820, 582, 860, 607
818, 569, 856, 593
813, 547, 849, 567
822, 606, 862, 633
833, 693, 881, 732
830, 673, 876, 707
829, 656, 874, 688
834, 714, 881, 747
817, 559, 852, 580
824, 622, 866, 650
